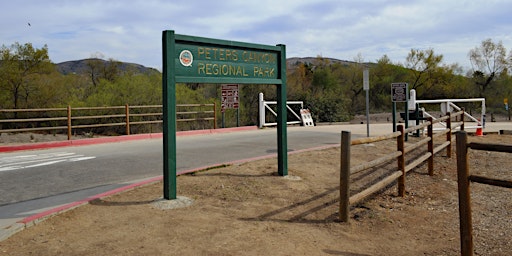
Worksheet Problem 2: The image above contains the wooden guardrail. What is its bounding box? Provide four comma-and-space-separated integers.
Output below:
455, 131, 512, 256
0, 103, 217, 140
339, 110, 465, 222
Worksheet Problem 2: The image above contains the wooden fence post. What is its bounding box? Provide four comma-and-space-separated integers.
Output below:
456, 131, 474, 256
339, 131, 351, 222
446, 112, 452, 158
427, 117, 434, 176
125, 104, 130, 135
397, 125, 406, 197
67, 105, 72, 140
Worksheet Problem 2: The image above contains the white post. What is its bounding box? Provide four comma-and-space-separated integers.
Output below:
258, 93, 265, 128
408, 89, 416, 110
482, 99, 486, 128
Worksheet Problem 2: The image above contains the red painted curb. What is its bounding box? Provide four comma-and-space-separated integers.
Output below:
11, 125, 261, 229
16, 139, 335, 229
18, 155, 267, 225
19, 176, 163, 225
0, 126, 257, 153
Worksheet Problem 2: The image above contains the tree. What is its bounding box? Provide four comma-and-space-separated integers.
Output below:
338, 54, 367, 114
0, 42, 53, 109
404, 48, 444, 97
287, 61, 313, 100
26, 70, 71, 108
371, 55, 406, 111
81, 70, 162, 107
310, 56, 338, 94
468, 39, 508, 96
86, 53, 121, 87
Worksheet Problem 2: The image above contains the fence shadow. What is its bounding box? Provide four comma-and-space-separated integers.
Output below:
239, 186, 341, 224
189, 171, 278, 178
322, 250, 371, 256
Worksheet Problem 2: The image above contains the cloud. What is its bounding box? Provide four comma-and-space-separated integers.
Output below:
1, 0, 512, 70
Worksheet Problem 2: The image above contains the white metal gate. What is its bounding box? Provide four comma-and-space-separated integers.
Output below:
414, 97, 485, 131
258, 93, 307, 128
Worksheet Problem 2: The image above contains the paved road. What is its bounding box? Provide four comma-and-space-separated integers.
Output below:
0, 122, 509, 240
0, 124, 381, 234
0, 125, 373, 206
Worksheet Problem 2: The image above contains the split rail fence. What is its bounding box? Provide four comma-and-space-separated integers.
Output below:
455, 131, 512, 256
339, 110, 465, 222
0, 104, 216, 140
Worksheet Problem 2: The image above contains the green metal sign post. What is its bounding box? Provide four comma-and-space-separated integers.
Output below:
162, 30, 288, 200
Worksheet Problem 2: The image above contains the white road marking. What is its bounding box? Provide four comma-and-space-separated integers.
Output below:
26, 160, 67, 168
1, 155, 82, 167
0, 166, 22, 172
69, 157, 96, 161
0, 152, 96, 172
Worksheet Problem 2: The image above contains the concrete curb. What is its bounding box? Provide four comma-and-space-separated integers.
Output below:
9, 141, 330, 237
19, 176, 164, 226
0, 126, 259, 241
0, 127, 335, 242
0, 176, 164, 242
0, 223, 24, 242
0, 126, 258, 153
6, 123, 508, 241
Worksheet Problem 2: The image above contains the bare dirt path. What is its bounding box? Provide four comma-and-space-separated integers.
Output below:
0, 134, 510, 255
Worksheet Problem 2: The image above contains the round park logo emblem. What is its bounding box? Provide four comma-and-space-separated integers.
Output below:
179, 50, 193, 67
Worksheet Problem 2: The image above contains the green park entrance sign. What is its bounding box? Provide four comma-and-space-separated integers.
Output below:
162, 30, 288, 199
174, 44, 279, 81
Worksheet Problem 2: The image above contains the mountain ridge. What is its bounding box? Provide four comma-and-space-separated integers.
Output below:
55, 57, 357, 75
56, 58, 159, 75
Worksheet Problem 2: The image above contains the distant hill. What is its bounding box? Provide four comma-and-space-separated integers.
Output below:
286, 57, 374, 70
55, 57, 359, 76
287, 57, 355, 66
56, 58, 158, 75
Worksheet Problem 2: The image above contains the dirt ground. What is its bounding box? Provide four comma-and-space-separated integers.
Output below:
0, 133, 511, 255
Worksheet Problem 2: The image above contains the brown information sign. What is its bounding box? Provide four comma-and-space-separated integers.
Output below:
221, 84, 239, 112
391, 83, 408, 102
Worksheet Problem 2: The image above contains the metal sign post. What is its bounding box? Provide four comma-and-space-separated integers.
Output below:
363, 69, 370, 137
162, 30, 288, 200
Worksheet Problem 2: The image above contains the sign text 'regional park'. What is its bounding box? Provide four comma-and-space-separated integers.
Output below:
175, 44, 278, 79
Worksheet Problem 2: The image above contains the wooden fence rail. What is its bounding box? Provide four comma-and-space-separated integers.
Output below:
339, 110, 465, 222
0, 103, 217, 140
455, 131, 512, 256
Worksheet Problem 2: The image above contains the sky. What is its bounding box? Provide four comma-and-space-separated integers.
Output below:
2, 0, 512, 71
